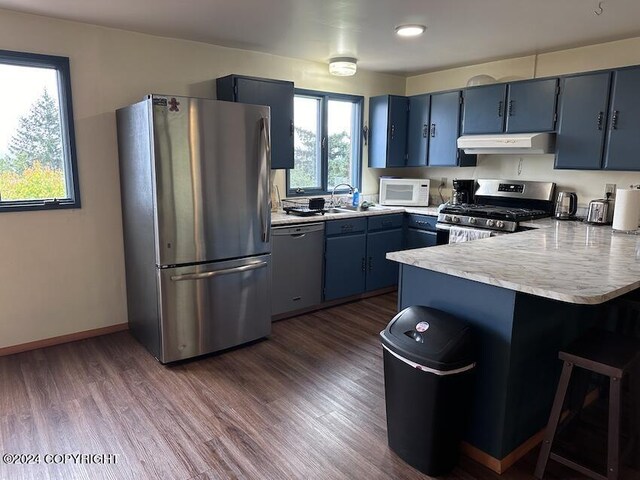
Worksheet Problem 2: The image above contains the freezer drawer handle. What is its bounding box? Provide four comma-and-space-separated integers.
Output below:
170, 261, 268, 282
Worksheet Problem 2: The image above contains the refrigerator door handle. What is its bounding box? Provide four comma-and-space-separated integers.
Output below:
170, 261, 268, 282
260, 117, 271, 243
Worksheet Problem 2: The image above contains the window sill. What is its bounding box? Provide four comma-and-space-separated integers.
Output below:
0, 199, 81, 213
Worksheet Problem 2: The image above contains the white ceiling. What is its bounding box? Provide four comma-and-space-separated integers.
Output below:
2, 0, 640, 75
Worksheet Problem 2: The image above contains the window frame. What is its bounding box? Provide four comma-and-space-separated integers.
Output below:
287, 89, 363, 197
0, 49, 80, 212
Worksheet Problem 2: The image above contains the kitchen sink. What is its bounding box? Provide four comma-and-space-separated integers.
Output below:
325, 207, 351, 214
325, 205, 392, 214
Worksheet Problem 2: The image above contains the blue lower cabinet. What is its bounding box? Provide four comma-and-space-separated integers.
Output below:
324, 215, 406, 301
405, 228, 438, 249
366, 229, 403, 291
324, 234, 366, 301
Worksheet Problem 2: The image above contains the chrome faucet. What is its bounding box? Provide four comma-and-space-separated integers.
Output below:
330, 183, 355, 207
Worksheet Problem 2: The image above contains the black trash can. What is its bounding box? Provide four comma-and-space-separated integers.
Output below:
380, 305, 475, 476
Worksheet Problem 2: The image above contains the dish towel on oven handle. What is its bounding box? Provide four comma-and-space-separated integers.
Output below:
448, 226, 492, 244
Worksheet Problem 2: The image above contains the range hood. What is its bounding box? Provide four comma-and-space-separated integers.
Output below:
457, 133, 555, 154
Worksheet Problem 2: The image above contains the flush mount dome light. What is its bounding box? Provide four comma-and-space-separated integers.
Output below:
395, 24, 426, 37
329, 57, 357, 76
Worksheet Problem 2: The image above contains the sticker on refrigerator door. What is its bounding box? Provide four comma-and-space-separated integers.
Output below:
153, 97, 168, 107
415, 321, 430, 333
168, 97, 180, 112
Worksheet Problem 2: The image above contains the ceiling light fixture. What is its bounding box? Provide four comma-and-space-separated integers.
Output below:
329, 57, 357, 76
395, 24, 426, 37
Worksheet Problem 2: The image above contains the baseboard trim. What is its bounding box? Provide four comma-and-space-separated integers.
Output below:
0, 323, 129, 357
461, 388, 601, 474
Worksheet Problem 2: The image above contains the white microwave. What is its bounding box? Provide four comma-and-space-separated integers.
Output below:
379, 177, 430, 206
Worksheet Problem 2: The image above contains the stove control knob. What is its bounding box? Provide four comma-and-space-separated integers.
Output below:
486, 219, 496, 227
469, 217, 477, 225
496, 221, 505, 229
452, 216, 461, 224
444, 215, 451, 222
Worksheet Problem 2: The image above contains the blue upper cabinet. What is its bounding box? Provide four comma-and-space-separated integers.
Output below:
368, 95, 409, 168
505, 78, 559, 133
461, 79, 558, 135
407, 94, 431, 166
604, 68, 640, 170
216, 75, 294, 170
429, 91, 476, 167
462, 84, 507, 134
555, 72, 612, 170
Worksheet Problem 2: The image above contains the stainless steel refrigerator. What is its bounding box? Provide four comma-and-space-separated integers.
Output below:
116, 95, 272, 363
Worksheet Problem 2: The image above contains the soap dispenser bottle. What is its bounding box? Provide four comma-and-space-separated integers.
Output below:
352, 188, 360, 208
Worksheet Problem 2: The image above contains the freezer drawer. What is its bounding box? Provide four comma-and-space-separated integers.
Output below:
157, 254, 271, 363
272, 223, 324, 316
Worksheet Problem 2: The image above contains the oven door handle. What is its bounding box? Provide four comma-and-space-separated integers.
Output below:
437, 222, 507, 237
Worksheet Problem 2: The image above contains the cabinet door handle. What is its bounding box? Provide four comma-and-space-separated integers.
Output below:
611, 110, 619, 130
508, 100, 514, 116
390, 123, 395, 140
498, 100, 503, 117
361, 257, 366, 272
368, 256, 373, 273
290, 120, 294, 136
597, 111, 604, 130
430, 123, 436, 137
422, 123, 429, 138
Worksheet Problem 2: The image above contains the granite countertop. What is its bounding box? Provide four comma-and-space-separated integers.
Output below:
387, 218, 640, 305
271, 205, 441, 226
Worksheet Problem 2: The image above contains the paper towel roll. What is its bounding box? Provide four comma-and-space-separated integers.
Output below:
612, 188, 640, 232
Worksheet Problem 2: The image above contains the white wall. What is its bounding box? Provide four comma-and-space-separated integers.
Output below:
403, 37, 640, 203
0, 9, 405, 349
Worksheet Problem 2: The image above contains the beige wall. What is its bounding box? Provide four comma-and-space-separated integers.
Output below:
403, 37, 640, 203
0, 9, 404, 349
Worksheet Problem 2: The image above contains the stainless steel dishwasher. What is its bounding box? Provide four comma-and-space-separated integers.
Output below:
271, 223, 325, 317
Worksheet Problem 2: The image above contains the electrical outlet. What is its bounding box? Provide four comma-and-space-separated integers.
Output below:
440, 177, 447, 188
605, 183, 616, 197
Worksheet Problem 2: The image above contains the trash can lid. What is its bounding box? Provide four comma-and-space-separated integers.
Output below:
380, 306, 474, 372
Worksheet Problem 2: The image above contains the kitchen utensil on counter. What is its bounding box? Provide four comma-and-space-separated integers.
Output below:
282, 197, 327, 216
451, 179, 476, 205
271, 184, 281, 212
612, 186, 640, 233
554, 191, 578, 219
585, 195, 612, 224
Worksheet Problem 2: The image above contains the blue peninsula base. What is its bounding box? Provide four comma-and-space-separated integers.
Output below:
398, 265, 606, 471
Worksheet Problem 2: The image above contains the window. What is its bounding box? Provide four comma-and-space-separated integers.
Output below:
287, 89, 363, 195
0, 49, 80, 211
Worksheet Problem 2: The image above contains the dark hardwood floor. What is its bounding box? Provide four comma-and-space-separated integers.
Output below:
1, 293, 636, 479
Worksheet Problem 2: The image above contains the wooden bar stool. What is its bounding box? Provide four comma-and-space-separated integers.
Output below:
535, 329, 640, 480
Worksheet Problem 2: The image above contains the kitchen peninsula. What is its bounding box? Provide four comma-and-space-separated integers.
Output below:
387, 219, 640, 471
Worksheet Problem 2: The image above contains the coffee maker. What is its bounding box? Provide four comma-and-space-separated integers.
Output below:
452, 179, 476, 205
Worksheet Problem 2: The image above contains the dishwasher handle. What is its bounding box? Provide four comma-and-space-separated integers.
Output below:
271, 223, 325, 236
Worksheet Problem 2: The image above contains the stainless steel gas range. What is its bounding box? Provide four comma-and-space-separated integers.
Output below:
436, 179, 556, 243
